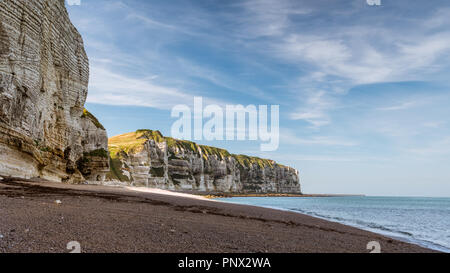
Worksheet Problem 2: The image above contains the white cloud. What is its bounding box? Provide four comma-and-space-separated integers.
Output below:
376, 101, 418, 111
246, 5, 450, 127
423, 8, 450, 29
290, 90, 335, 127
280, 33, 450, 87
127, 14, 179, 31
174, 59, 276, 101
231, 0, 312, 38
254, 152, 388, 163
281, 129, 358, 147
72, 0, 450, 133
422, 121, 446, 129
281, 35, 351, 65
291, 156, 361, 162
88, 65, 200, 109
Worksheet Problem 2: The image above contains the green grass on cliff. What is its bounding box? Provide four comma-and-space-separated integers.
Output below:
108, 131, 148, 159
81, 109, 105, 130
136, 129, 165, 143
107, 157, 130, 182
200, 145, 231, 160
108, 130, 281, 170
231, 154, 275, 168
166, 137, 199, 153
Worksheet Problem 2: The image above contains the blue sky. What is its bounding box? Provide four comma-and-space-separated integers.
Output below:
67, 0, 450, 197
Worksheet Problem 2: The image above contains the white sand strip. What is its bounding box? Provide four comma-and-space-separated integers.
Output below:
125, 186, 215, 201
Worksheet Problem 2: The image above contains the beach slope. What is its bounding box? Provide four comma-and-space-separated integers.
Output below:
0, 177, 435, 253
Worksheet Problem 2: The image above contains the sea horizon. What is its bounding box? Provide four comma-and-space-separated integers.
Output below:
307, 194, 450, 199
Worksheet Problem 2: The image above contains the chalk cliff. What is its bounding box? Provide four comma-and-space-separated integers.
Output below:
0, 0, 300, 193
107, 130, 301, 194
0, 0, 109, 182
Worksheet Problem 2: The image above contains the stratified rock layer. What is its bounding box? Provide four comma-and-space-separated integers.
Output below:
107, 130, 301, 194
0, 0, 109, 182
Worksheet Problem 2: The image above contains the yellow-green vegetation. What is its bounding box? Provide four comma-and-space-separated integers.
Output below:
108, 130, 280, 171
107, 157, 130, 182
231, 154, 275, 169
108, 131, 148, 159
137, 130, 231, 158
136, 129, 165, 143
166, 137, 199, 153
200, 145, 231, 160
134, 129, 199, 153
81, 109, 105, 130
39, 146, 51, 153
137, 130, 201, 154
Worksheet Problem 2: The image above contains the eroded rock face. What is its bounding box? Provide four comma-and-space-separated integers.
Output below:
108, 131, 301, 194
0, 0, 109, 182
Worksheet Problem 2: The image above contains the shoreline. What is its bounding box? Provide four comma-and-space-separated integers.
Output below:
0, 177, 438, 253
206, 193, 365, 199
166, 189, 365, 199
216, 197, 448, 253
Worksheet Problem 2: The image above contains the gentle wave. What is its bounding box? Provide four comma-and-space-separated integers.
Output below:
220, 196, 450, 253
289, 208, 413, 235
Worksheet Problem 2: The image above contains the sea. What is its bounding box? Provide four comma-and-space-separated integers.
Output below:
218, 196, 450, 252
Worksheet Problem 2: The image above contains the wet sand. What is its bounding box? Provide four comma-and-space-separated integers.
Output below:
0, 177, 436, 253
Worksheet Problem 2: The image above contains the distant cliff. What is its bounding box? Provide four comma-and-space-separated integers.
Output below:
107, 130, 301, 194
0, 0, 109, 182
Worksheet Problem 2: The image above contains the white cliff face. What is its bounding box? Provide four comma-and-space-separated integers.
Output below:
0, 0, 109, 182
107, 131, 301, 194
0, 0, 299, 190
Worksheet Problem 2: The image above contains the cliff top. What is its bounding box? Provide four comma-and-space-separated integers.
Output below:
108, 130, 292, 170
81, 109, 106, 130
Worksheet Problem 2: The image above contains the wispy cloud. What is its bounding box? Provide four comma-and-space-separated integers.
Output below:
406, 137, 450, 156
87, 65, 192, 109
230, 0, 312, 38
253, 152, 388, 163
376, 101, 418, 111
289, 90, 336, 127
87, 62, 227, 109
243, 3, 450, 127
281, 129, 358, 147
